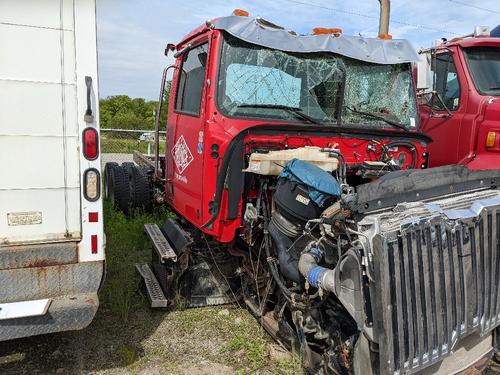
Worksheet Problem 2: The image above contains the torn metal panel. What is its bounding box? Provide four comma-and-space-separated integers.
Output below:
211, 16, 419, 65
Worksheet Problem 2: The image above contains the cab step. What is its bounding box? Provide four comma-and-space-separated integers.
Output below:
144, 223, 177, 262
135, 263, 169, 308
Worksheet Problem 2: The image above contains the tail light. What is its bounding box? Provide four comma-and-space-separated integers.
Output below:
83, 127, 99, 160
486, 131, 497, 148
84, 168, 100, 201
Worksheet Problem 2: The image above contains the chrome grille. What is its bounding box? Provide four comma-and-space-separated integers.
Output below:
369, 195, 500, 374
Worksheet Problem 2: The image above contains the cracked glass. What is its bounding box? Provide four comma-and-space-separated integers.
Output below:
217, 34, 418, 129
217, 34, 344, 123
342, 59, 418, 129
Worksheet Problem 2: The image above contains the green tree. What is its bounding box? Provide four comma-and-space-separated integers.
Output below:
99, 84, 171, 131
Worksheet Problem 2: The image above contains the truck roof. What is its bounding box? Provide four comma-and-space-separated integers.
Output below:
177, 15, 419, 64
430, 36, 500, 52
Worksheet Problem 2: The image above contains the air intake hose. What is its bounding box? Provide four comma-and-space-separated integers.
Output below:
298, 247, 336, 292
268, 220, 301, 283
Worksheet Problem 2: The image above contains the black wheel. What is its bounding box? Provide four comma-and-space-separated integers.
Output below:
104, 162, 118, 199
122, 162, 135, 177
111, 166, 131, 214
129, 165, 152, 212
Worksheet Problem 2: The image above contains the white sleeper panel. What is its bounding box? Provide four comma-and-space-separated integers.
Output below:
0, 81, 78, 137
0, 0, 74, 30
0, 136, 80, 190
0, 25, 75, 83
0, 188, 81, 244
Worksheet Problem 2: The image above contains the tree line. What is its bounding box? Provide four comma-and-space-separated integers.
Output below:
99, 83, 170, 130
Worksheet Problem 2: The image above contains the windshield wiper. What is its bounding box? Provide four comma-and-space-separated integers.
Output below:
237, 104, 321, 125
346, 107, 409, 132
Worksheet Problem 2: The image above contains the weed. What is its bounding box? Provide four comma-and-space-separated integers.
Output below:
116, 344, 137, 366
101, 200, 170, 322
273, 355, 303, 375
225, 335, 268, 370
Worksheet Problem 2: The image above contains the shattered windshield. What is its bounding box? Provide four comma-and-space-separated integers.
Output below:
217, 34, 418, 129
341, 59, 418, 129
217, 34, 344, 123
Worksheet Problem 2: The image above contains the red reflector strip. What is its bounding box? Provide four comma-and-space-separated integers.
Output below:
91, 235, 98, 254
89, 212, 98, 222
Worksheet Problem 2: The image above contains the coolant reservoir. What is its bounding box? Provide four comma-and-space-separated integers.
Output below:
243, 146, 339, 175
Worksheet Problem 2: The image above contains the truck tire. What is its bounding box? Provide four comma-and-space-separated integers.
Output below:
104, 162, 118, 199
122, 162, 135, 177
129, 165, 152, 212
111, 166, 131, 214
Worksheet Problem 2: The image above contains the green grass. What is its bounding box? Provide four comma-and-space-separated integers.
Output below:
97, 202, 302, 373
101, 138, 166, 155
101, 201, 170, 322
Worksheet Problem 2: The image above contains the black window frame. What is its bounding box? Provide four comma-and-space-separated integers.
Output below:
174, 41, 209, 117
463, 46, 500, 97
430, 52, 461, 112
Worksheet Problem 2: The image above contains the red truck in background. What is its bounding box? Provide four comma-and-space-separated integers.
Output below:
417, 25, 500, 169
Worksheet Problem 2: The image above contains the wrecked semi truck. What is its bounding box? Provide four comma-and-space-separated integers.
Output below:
0, 0, 104, 339
105, 13, 500, 375
417, 25, 500, 170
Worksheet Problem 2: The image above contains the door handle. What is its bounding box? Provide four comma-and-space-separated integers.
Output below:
84, 76, 94, 123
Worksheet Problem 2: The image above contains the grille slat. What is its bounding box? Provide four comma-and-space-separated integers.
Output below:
376, 200, 500, 375
410, 231, 425, 367
402, 234, 416, 369
492, 214, 500, 323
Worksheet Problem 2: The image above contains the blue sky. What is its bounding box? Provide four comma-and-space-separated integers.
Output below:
96, 0, 500, 99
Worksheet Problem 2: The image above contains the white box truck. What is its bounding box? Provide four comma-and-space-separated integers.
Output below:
0, 0, 105, 340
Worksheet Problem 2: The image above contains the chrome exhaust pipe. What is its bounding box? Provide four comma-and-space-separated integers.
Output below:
378, 0, 390, 36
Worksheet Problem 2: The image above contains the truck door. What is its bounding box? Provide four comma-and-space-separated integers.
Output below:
168, 42, 209, 226
419, 51, 466, 167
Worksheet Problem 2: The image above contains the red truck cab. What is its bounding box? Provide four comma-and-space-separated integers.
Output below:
159, 14, 431, 243
417, 27, 500, 169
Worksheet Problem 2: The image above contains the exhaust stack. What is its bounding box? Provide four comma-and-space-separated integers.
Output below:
378, 0, 391, 38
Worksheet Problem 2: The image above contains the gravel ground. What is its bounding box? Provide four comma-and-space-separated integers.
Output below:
0, 304, 299, 375
1, 204, 498, 375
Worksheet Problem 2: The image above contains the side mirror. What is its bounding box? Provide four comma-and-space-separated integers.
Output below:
416, 52, 431, 91
165, 43, 176, 57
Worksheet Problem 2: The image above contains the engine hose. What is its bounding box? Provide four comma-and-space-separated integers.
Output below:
268, 220, 301, 283
380, 141, 418, 169
258, 178, 295, 302
298, 248, 336, 292
263, 228, 292, 301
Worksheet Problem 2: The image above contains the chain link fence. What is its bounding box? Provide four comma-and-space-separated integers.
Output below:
100, 128, 166, 168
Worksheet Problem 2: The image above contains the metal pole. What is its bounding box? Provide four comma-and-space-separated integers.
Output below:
378, 0, 390, 36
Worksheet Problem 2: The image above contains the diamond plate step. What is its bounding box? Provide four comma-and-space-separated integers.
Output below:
135, 263, 169, 308
144, 223, 177, 262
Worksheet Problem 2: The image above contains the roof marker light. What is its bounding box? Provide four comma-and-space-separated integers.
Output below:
232, 9, 249, 17
312, 28, 342, 35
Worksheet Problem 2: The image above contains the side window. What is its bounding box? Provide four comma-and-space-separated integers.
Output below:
175, 43, 208, 116
431, 53, 460, 111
